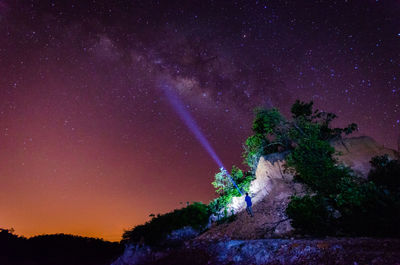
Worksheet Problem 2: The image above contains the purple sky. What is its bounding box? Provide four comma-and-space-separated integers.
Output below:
0, 0, 399, 241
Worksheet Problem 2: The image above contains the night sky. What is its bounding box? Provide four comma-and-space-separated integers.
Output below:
1, 0, 399, 241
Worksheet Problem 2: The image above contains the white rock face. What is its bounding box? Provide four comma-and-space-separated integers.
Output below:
165, 226, 200, 242
200, 152, 303, 240
228, 152, 298, 215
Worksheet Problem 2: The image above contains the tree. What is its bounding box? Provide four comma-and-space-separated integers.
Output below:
282, 101, 400, 237
211, 167, 232, 195
210, 166, 255, 214
243, 108, 290, 169
243, 100, 357, 171
291, 100, 314, 120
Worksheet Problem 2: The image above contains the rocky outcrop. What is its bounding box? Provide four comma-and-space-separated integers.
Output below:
112, 227, 201, 265
332, 136, 398, 177
144, 238, 400, 265
199, 152, 302, 240
112, 245, 153, 265
113, 238, 400, 265
112, 238, 400, 265
200, 136, 398, 240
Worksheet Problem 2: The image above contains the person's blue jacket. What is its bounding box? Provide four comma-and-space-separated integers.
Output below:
245, 195, 252, 207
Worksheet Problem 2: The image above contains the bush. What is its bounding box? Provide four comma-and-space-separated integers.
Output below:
243, 134, 266, 171
210, 166, 255, 214
122, 202, 210, 246
287, 133, 344, 195
334, 178, 399, 236
286, 195, 334, 235
338, 155, 400, 236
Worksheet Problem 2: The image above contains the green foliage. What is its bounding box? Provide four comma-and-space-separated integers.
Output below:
290, 100, 358, 141
212, 166, 244, 195
338, 155, 400, 236
243, 100, 357, 170
209, 166, 255, 215
252, 108, 284, 135
287, 133, 340, 195
286, 195, 333, 235
210, 99, 399, 237
243, 134, 266, 169
334, 180, 400, 236
243, 108, 290, 169
208, 194, 232, 215
212, 168, 232, 195
122, 202, 210, 246
288, 145, 400, 236
291, 100, 314, 120
283, 101, 399, 237
334, 177, 368, 214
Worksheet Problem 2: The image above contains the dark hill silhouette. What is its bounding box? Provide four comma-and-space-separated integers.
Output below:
0, 228, 123, 265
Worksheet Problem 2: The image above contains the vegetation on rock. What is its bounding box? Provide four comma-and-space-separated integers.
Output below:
242, 99, 399, 237
209, 166, 255, 214
243, 107, 289, 170
285, 102, 400, 236
123, 99, 400, 247
122, 202, 209, 246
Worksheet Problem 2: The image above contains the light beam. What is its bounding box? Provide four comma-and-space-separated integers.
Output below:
161, 83, 243, 195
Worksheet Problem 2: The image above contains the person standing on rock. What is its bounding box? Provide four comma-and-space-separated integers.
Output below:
245, 193, 254, 217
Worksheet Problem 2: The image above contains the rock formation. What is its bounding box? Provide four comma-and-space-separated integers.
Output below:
332, 136, 398, 177
200, 136, 398, 240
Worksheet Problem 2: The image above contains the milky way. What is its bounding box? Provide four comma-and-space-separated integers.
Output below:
0, 0, 399, 241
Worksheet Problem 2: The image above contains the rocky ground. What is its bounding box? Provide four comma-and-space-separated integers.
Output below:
116, 238, 400, 265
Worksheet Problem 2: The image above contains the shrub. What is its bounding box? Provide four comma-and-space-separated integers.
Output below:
286, 133, 343, 195
286, 195, 334, 235
243, 134, 266, 170
122, 202, 210, 246
210, 166, 255, 215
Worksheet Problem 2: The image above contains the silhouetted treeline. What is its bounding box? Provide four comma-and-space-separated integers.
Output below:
0, 228, 123, 265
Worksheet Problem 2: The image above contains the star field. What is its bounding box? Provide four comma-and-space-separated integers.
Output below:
0, 0, 399, 241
